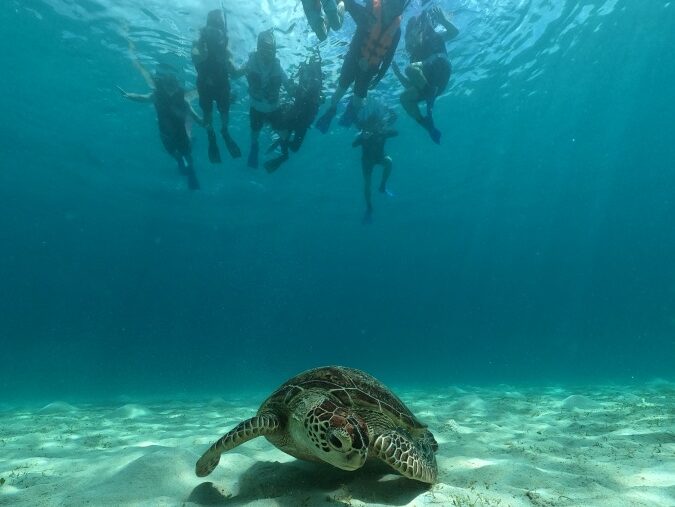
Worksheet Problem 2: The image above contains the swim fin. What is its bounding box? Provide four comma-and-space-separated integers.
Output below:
186, 170, 200, 190
248, 142, 259, 169
222, 130, 242, 159
315, 106, 337, 134
338, 99, 357, 127
264, 154, 288, 173
420, 117, 441, 144
207, 129, 222, 163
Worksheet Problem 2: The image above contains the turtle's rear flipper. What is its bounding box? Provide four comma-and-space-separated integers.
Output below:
372, 430, 437, 484
196, 414, 280, 477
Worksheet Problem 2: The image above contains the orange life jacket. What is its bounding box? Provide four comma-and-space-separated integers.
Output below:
360, 0, 401, 68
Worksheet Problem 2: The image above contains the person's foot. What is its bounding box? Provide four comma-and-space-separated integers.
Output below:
248, 142, 259, 169
420, 116, 441, 144
222, 130, 242, 159
379, 184, 395, 197
362, 208, 373, 225
338, 98, 357, 127
316, 106, 337, 134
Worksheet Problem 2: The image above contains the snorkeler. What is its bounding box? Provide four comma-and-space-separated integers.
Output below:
118, 68, 203, 190
392, 6, 458, 144
352, 100, 398, 223
315, 0, 408, 133
264, 52, 324, 173
240, 29, 294, 169
192, 9, 242, 163
301, 0, 345, 41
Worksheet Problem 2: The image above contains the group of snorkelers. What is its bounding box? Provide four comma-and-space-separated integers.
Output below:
118, 0, 458, 221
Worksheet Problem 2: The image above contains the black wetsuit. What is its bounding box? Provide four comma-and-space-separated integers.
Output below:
339, 0, 401, 98
194, 26, 232, 117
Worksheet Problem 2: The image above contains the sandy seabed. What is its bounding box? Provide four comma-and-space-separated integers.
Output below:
1, 383, 673, 507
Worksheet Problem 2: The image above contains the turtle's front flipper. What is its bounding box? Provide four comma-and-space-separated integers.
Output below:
196, 414, 280, 477
372, 430, 438, 484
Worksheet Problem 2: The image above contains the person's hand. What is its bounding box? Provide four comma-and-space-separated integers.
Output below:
116, 85, 130, 99
430, 6, 451, 25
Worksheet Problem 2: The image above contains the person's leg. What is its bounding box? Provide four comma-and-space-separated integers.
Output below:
363, 159, 374, 213
216, 80, 241, 158
379, 156, 392, 193
248, 108, 263, 169
400, 87, 424, 123
184, 152, 200, 190
322, 0, 344, 31
303, 0, 328, 40
362, 159, 375, 223
340, 70, 369, 126
199, 85, 222, 163
317, 49, 357, 132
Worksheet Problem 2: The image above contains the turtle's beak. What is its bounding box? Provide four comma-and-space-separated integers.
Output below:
334, 450, 367, 471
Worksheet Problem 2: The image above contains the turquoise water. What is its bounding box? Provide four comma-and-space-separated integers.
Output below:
1, 0, 673, 403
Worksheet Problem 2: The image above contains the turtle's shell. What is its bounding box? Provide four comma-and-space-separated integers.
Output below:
259, 365, 425, 430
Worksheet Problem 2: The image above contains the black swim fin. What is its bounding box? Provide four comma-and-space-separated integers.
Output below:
248, 142, 259, 169
207, 129, 222, 163
264, 154, 288, 173
186, 170, 200, 190
222, 130, 242, 159
316, 106, 337, 134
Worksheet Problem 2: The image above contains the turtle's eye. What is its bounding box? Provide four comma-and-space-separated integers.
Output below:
329, 434, 343, 449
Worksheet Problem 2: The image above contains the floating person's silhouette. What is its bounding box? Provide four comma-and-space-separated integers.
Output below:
192, 9, 242, 163
352, 99, 398, 223
392, 6, 458, 144
238, 30, 294, 169
265, 52, 324, 173
118, 66, 203, 190
315, 0, 409, 132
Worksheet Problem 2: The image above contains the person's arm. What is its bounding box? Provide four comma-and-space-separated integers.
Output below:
229, 54, 247, 79
391, 61, 411, 88
117, 86, 153, 103
371, 29, 401, 88
191, 36, 206, 66
432, 7, 459, 41
225, 49, 245, 79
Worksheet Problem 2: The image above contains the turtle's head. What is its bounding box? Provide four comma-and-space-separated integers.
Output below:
304, 399, 369, 471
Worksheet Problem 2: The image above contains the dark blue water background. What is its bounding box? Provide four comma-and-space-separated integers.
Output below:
1, 0, 673, 403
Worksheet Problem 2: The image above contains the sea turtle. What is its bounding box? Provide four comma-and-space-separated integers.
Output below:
196, 365, 438, 483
